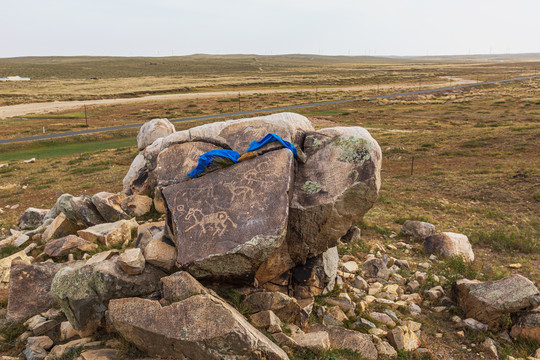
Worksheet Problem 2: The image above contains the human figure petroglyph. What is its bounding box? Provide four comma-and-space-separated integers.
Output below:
184, 208, 237, 236
223, 182, 254, 202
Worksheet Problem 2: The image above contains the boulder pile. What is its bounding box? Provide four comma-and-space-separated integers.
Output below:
1, 114, 539, 360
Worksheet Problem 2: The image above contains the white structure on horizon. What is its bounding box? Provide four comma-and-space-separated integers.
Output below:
0, 76, 30, 81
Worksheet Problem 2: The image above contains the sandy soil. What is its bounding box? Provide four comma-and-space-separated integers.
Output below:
0, 79, 477, 120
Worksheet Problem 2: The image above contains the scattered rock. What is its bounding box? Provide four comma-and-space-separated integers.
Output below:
80, 349, 118, 360
362, 258, 389, 280
291, 331, 330, 352
51, 259, 167, 335
137, 118, 175, 151
143, 238, 176, 271
454, 275, 540, 327
7, 259, 70, 322
291, 246, 338, 298
18, 207, 49, 230
463, 318, 489, 332
120, 195, 153, 217
59, 321, 78, 341
243, 291, 304, 325
70, 195, 106, 227
117, 248, 145, 275
108, 295, 289, 360
481, 337, 498, 359
342, 261, 359, 273
510, 311, 540, 342
0, 250, 31, 288
341, 225, 361, 243
92, 192, 130, 222
160, 271, 212, 303
376, 341, 398, 358
44, 235, 97, 258
24, 158, 36, 164
400, 220, 436, 240
424, 232, 474, 262
388, 326, 420, 351
309, 324, 377, 359
77, 218, 138, 247
41, 213, 81, 242
251, 310, 282, 333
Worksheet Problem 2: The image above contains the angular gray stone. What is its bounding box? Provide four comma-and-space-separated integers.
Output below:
287, 126, 381, 265
424, 232, 474, 262
291, 246, 338, 298
92, 192, 130, 222
400, 220, 436, 240
18, 208, 49, 230
108, 295, 289, 360
242, 291, 305, 325
70, 195, 106, 227
510, 311, 540, 342
41, 213, 81, 242
163, 149, 294, 283
454, 275, 540, 327
50, 258, 166, 335
45, 194, 77, 222
362, 258, 389, 280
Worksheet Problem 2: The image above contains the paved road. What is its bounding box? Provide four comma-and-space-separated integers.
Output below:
1, 74, 538, 145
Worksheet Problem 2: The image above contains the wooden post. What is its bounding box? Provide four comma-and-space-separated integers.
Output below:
238, 93, 240, 112
84, 105, 88, 127
411, 156, 415, 176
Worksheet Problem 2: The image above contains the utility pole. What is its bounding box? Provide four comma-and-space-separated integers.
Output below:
238, 92, 241, 112
315, 87, 318, 102
410, 156, 415, 176
84, 105, 88, 127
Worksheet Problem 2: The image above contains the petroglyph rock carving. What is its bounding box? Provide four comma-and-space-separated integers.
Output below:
163, 149, 294, 283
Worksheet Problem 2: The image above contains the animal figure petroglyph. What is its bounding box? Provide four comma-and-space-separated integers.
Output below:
184, 208, 237, 236
223, 182, 254, 202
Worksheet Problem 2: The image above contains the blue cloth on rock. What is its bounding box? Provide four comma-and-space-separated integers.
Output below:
186, 149, 240, 178
246, 133, 298, 159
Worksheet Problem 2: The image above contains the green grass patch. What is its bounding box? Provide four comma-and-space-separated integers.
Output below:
0, 137, 136, 162
470, 229, 539, 254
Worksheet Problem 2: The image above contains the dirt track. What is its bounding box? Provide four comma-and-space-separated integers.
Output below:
0, 79, 477, 120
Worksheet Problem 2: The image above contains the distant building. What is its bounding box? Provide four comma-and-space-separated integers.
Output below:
0, 76, 30, 81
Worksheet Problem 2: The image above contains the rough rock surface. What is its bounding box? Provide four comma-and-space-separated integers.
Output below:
18, 207, 49, 230
70, 195, 106, 227
143, 238, 176, 271
242, 291, 305, 325
424, 232, 475, 262
309, 324, 378, 359
41, 213, 81, 242
400, 220, 436, 240
160, 271, 211, 303
108, 295, 289, 360
117, 248, 145, 275
120, 194, 153, 217
510, 311, 540, 342
454, 275, 540, 327
44, 194, 77, 222
287, 126, 382, 264
291, 246, 339, 298
137, 118, 175, 151
163, 149, 294, 283
7, 260, 68, 322
92, 192, 130, 222
77, 218, 138, 247
43, 235, 97, 258
50, 258, 166, 335
0, 250, 31, 288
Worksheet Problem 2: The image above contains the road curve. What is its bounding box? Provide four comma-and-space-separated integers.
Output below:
1, 75, 538, 145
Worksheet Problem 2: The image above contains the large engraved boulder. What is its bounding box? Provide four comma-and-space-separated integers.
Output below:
163, 149, 294, 283
287, 126, 381, 263
108, 294, 289, 360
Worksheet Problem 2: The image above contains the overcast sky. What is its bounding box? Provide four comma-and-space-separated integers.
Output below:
1, 0, 539, 58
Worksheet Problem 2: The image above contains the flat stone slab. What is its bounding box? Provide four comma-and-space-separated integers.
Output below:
163, 149, 294, 282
